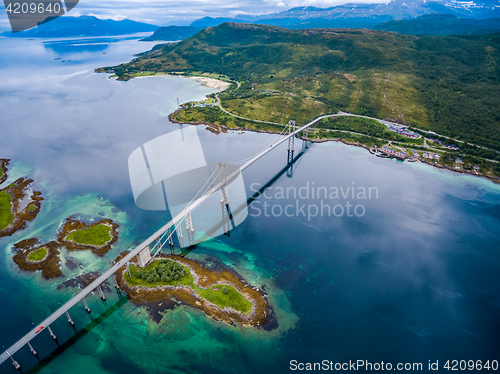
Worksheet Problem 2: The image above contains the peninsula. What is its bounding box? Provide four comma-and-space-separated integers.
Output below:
98, 23, 500, 180
116, 254, 274, 328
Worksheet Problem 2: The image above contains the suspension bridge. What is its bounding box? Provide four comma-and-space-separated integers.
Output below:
0, 113, 339, 370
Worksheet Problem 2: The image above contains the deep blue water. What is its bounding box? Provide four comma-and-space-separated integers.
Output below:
0, 35, 499, 374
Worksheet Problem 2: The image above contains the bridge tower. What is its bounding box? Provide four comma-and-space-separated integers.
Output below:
185, 211, 195, 245
287, 120, 295, 165
219, 163, 229, 206
303, 127, 309, 148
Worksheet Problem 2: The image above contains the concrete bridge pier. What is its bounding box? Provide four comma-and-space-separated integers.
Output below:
303, 127, 309, 148
65, 311, 75, 326
7, 353, 20, 371
83, 297, 91, 313
97, 285, 106, 301
47, 326, 57, 340
27, 342, 37, 356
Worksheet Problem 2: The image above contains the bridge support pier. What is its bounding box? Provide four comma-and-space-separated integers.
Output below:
65, 311, 75, 326
47, 326, 57, 340
28, 342, 37, 356
113, 276, 120, 289
83, 297, 91, 313
8, 354, 20, 371
97, 285, 106, 301
303, 127, 309, 148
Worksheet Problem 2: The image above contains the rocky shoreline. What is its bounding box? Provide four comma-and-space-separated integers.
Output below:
58, 218, 119, 257
0, 158, 8, 185
12, 239, 63, 279
169, 110, 500, 185
115, 253, 276, 330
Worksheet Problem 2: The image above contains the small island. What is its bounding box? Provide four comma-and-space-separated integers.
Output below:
58, 218, 119, 257
116, 255, 274, 329
12, 239, 63, 279
0, 160, 43, 238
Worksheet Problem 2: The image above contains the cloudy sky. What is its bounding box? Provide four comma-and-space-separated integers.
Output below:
0, 0, 387, 30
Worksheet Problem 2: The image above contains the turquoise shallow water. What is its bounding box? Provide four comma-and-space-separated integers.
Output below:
0, 36, 499, 373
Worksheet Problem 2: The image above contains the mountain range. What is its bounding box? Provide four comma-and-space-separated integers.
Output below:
1, 15, 158, 37
3, 0, 500, 39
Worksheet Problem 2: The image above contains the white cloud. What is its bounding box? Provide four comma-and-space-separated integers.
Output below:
0, 0, 390, 28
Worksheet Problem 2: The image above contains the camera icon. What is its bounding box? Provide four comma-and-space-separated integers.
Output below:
4, 0, 79, 33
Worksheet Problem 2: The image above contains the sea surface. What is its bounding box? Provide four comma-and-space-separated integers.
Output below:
0, 35, 499, 374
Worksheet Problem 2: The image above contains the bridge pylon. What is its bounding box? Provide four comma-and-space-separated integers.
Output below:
219, 163, 229, 206
303, 127, 309, 148
185, 211, 195, 245
287, 120, 295, 164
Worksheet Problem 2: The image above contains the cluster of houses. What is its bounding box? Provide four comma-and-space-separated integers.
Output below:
380, 146, 407, 158
428, 138, 461, 150
422, 152, 441, 161
443, 144, 461, 151
428, 138, 443, 145
387, 125, 420, 138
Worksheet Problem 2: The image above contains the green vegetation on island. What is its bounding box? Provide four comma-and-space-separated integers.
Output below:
66, 223, 112, 247
26, 247, 47, 262
0, 172, 43, 237
0, 190, 14, 231
59, 218, 119, 256
124, 259, 252, 313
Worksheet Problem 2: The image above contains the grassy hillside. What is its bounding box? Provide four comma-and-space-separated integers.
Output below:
104, 23, 500, 151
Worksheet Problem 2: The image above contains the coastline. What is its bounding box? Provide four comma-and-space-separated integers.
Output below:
168, 109, 500, 185
188, 76, 231, 90
115, 253, 276, 330
0, 159, 8, 185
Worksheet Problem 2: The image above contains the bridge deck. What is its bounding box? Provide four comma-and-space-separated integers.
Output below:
0, 113, 335, 366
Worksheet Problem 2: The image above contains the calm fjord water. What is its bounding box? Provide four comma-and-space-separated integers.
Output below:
0, 36, 499, 374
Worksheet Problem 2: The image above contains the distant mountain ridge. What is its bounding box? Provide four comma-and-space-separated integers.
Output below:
185, 0, 500, 31
1, 15, 158, 37
375, 13, 500, 34
140, 26, 202, 41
